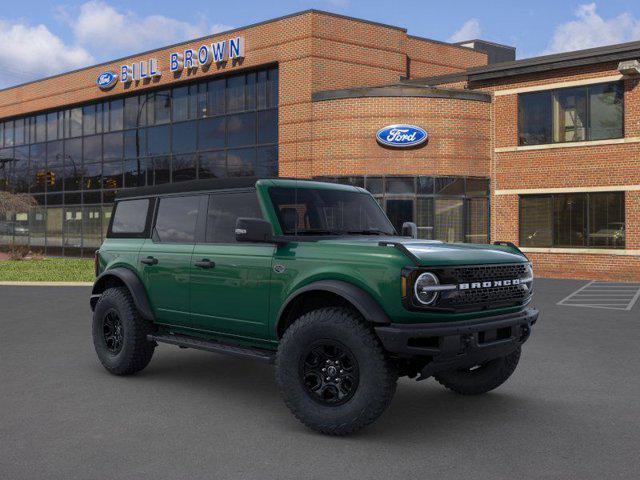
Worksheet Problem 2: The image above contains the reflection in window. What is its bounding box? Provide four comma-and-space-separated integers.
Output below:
435, 199, 464, 243
172, 154, 197, 182
520, 193, 624, 248
206, 192, 262, 243
198, 151, 226, 178
466, 198, 488, 243
172, 121, 197, 154
227, 148, 255, 176
198, 117, 225, 150
154, 196, 199, 243
227, 112, 255, 147
147, 125, 170, 155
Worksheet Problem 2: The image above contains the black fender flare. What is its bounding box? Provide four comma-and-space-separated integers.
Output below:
275, 280, 390, 337
90, 268, 155, 321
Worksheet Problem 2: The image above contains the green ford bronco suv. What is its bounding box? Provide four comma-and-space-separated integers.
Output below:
90, 178, 538, 435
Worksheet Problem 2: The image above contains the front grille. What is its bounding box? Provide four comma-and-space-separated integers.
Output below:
413, 263, 532, 312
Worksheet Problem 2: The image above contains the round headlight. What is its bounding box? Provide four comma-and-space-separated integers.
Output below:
414, 272, 440, 306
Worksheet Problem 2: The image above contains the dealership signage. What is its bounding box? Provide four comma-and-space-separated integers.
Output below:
96, 36, 245, 90
376, 124, 428, 148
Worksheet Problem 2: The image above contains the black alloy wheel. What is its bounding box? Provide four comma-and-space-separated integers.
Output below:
102, 309, 124, 355
300, 340, 359, 406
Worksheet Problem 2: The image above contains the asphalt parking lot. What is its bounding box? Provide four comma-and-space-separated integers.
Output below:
1, 279, 639, 480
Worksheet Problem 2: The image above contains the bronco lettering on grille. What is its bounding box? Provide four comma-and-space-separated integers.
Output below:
459, 279, 521, 290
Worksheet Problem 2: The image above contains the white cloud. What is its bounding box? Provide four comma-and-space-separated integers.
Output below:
448, 19, 481, 43
0, 20, 93, 88
543, 3, 640, 54
68, 1, 232, 57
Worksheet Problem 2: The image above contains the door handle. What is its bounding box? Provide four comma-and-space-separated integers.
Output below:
140, 256, 158, 266
194, 259, 215, 269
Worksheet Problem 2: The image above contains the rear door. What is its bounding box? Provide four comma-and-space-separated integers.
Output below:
190, 190, 274, 338
139, 194, 203, 326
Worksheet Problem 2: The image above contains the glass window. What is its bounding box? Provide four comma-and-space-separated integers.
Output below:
172, 154, 197, 182
198, 117, 225, 150
207, 79, 225, 116
227, 112, 256, 147
269, 187, 395, 235
64, 138, 82, 192
83, 161, 102, 191
554, 193, 587, 247
256, 145, 278, 177
13, 146, 29, 193
154, 195, 199, 243
83, 135, 102, 163
28, 143, 46, 193
83, 106, 95, 136
147, 125, 170, 156
520, 196, 553, 247
435, 198, 464, 243
152, 156, 171, 185
466, 197, 488, 243
198, 150, 226, 178
466, 178, 490, 196
5, 121, 15, 146
589, 83, 623, 141
83, 205, 103, 248
14, 118, 26, 145
226, 75, 245, 113
205, 192, 262, 243
172, 121, 197, 154
196, 83, 207, 118
109, 99, 124, 131
111, 199, 149, 234
102, 160, 123, 189
227, 148, 255, 176
257, 109, 277, 144
365, 177, 383, 195
257, 70, 268, 110
124, 96, 139, 129
588, 192, 625, 248
103, 132, 123, 160
69, 108, 83, 137
519, 82, 623, 145
520, 192, 624, 248
268, 68, 279, 108
154, 91, 171, 124
124, 158, 146, 188
46, 141, 64, 193
435, 177, 464, 195
246, 72, 256, 111
416, 197, 434, 239
124, 129, 145, 158
35, 115, 47, 143
386, 177, 414, 194
172, 86, 190, 122
553, 87, 587, 143
386, 199, 413, 233
417, 176, 434, 195
63, 206, 83, 253
95, 103, 104, 134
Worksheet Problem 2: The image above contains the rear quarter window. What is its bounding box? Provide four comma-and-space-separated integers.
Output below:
109, 199, 151, 237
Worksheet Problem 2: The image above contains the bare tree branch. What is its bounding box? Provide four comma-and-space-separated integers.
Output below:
0, 192, 37, 216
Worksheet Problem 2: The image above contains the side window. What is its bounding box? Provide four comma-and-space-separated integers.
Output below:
154, 195, 200, 243
206, 191, 262, 243
110, 199, 149, 235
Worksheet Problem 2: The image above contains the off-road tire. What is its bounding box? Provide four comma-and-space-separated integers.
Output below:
92, 287, 156, 375
275, 307, 397, 436
434, 347, 521, 395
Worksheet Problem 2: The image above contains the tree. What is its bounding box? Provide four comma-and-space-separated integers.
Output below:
0, 191, 37, 216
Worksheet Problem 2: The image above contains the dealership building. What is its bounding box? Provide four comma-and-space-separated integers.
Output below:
1, 10, 639, 281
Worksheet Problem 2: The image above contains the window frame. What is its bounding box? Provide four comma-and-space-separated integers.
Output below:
517, 81, 624, 146
107, 197, 155, 239
200, 188, 264, 245
518, 192, 625, 249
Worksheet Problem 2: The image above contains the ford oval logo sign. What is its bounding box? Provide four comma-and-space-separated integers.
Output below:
376, 124, 428, 148
96, 71, 118, 90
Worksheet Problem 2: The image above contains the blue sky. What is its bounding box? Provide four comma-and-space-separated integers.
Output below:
1, 0, 640, 88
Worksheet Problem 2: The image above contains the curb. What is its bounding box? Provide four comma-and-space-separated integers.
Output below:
0, 281, 93, 286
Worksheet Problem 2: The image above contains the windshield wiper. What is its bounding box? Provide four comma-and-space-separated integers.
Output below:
346, 229, 391, 236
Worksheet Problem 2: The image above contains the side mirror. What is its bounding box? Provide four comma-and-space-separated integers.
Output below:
402, 222, 418, 239
235, 218, 274, 243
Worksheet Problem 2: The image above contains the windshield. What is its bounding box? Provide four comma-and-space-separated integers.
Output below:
268, 187, 396, 236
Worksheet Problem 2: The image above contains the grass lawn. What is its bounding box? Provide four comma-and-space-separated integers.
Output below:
0, 258, 94, 282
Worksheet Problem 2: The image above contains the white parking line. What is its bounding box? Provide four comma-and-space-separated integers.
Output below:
557, 280, 640, 311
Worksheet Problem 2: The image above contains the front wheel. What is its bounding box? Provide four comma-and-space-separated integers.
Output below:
275, 307, 397, 436
92, 287, 156, 375
434, 347, 521, 395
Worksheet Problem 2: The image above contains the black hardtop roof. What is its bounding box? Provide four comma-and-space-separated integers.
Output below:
114, 177, 351, 200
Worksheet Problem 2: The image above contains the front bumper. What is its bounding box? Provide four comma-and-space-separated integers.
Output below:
375, 308, 538, 380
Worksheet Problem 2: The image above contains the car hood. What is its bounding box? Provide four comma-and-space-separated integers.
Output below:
318, 236, 527, 266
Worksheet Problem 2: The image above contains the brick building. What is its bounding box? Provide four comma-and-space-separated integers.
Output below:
0, 10, 638, 281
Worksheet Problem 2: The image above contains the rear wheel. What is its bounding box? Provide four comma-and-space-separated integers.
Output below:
92, 287, 156, 375
276, 307, 397, 436
434, 347, 521, 395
